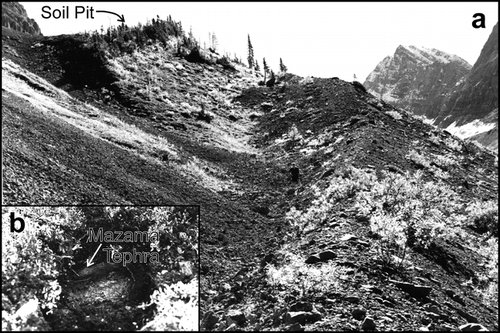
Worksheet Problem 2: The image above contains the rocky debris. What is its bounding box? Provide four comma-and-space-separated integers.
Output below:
422, 303, 441, 315
196, 108, 214, 123
361, 316, 376, 330
360, 284, 384, 295
344, 295, 361, 304
459, 323, 489, 331
251, 205, 270, 216
305, 249, 337, 264
285, 322, 304, 331
2, 2, 42, 35
389, 279, 432, 298
226, 309, 246, 327
352, 308, 367, 320
386, 164, 404, 174
284, 310, 321, 326
224, 323, 242, 331
340, 233, 358, 242
374, 296, 396, 308
285, 312, 307, 325
456, 308, 479, 324
202, 310, 219, 330
290, 301, 313, 312
305, 254, 321, 264
444, 289, 466, 306
319, 168, 335, 179
259, 253, 275, 268
11, 298, 50, 330
261, 101, 274, 111
352, 81, 367, 93
318, 250, 336, 261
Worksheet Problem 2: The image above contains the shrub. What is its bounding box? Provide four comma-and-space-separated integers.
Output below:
286, 166, 375, 235
356, 170, 464, 267
406, 149, 430, 169
286, 165, 470, 270
216, 56, 236, 71
2, 207, 85, 330
81, 15, 191, 60
472, 237, 498, 306
266, 247, 350, 299
466, 200, 498, 236
139, 279, 198, 331
386, 110, 402, 120
185, 47, 207, 64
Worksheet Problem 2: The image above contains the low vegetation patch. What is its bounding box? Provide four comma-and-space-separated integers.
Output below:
285, 165, 497, 272
266, 245, 351, 300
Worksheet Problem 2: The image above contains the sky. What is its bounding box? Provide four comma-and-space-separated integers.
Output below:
21, 2, 498, 82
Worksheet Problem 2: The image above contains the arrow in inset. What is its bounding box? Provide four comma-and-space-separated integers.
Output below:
95, 10, 125, 23
86, 243, 102, 267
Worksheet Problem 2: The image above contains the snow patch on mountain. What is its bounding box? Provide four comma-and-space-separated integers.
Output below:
400, 45, 469, 66
446, 119, 497, 139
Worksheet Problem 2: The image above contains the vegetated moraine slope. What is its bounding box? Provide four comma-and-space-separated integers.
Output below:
203, 75, 497, 332
2, 21, 498, 333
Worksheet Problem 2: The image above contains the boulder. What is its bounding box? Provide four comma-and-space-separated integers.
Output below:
352, 81, 367, 93
260, 102, 273, 111
459, 323, 489, 331
318, 250, 336, 261
305, 254, 321, 264
202, 311, 219, 330
352, 308, 367, 320
285, 311, 308, 325
226, 309, 246, 327
388, 279, 432, 298
361, 316, 376, 330
290, 301, 313, 312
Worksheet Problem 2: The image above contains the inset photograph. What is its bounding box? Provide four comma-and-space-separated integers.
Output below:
2, 205, 199, 331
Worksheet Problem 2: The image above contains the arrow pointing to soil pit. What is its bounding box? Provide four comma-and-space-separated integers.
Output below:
86, 243, 102, 267
95, 10, 125, 23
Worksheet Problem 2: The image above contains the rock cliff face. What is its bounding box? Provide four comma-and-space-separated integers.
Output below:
363, 45, 471, 120
437, 22, 498, 128
2, 2, 42, 35
364, 24, 498, 151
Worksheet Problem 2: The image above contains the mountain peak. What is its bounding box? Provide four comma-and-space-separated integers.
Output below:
396, 44, 470, 66
2, 2, 42, 35
365, 24, 498, 151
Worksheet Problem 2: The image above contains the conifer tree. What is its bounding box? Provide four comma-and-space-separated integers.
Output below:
254, 59, 260, 72
247, 34, 254, 69
263, 57, 269, 83
211, 32, 218, 51
279, 58, 288, 73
